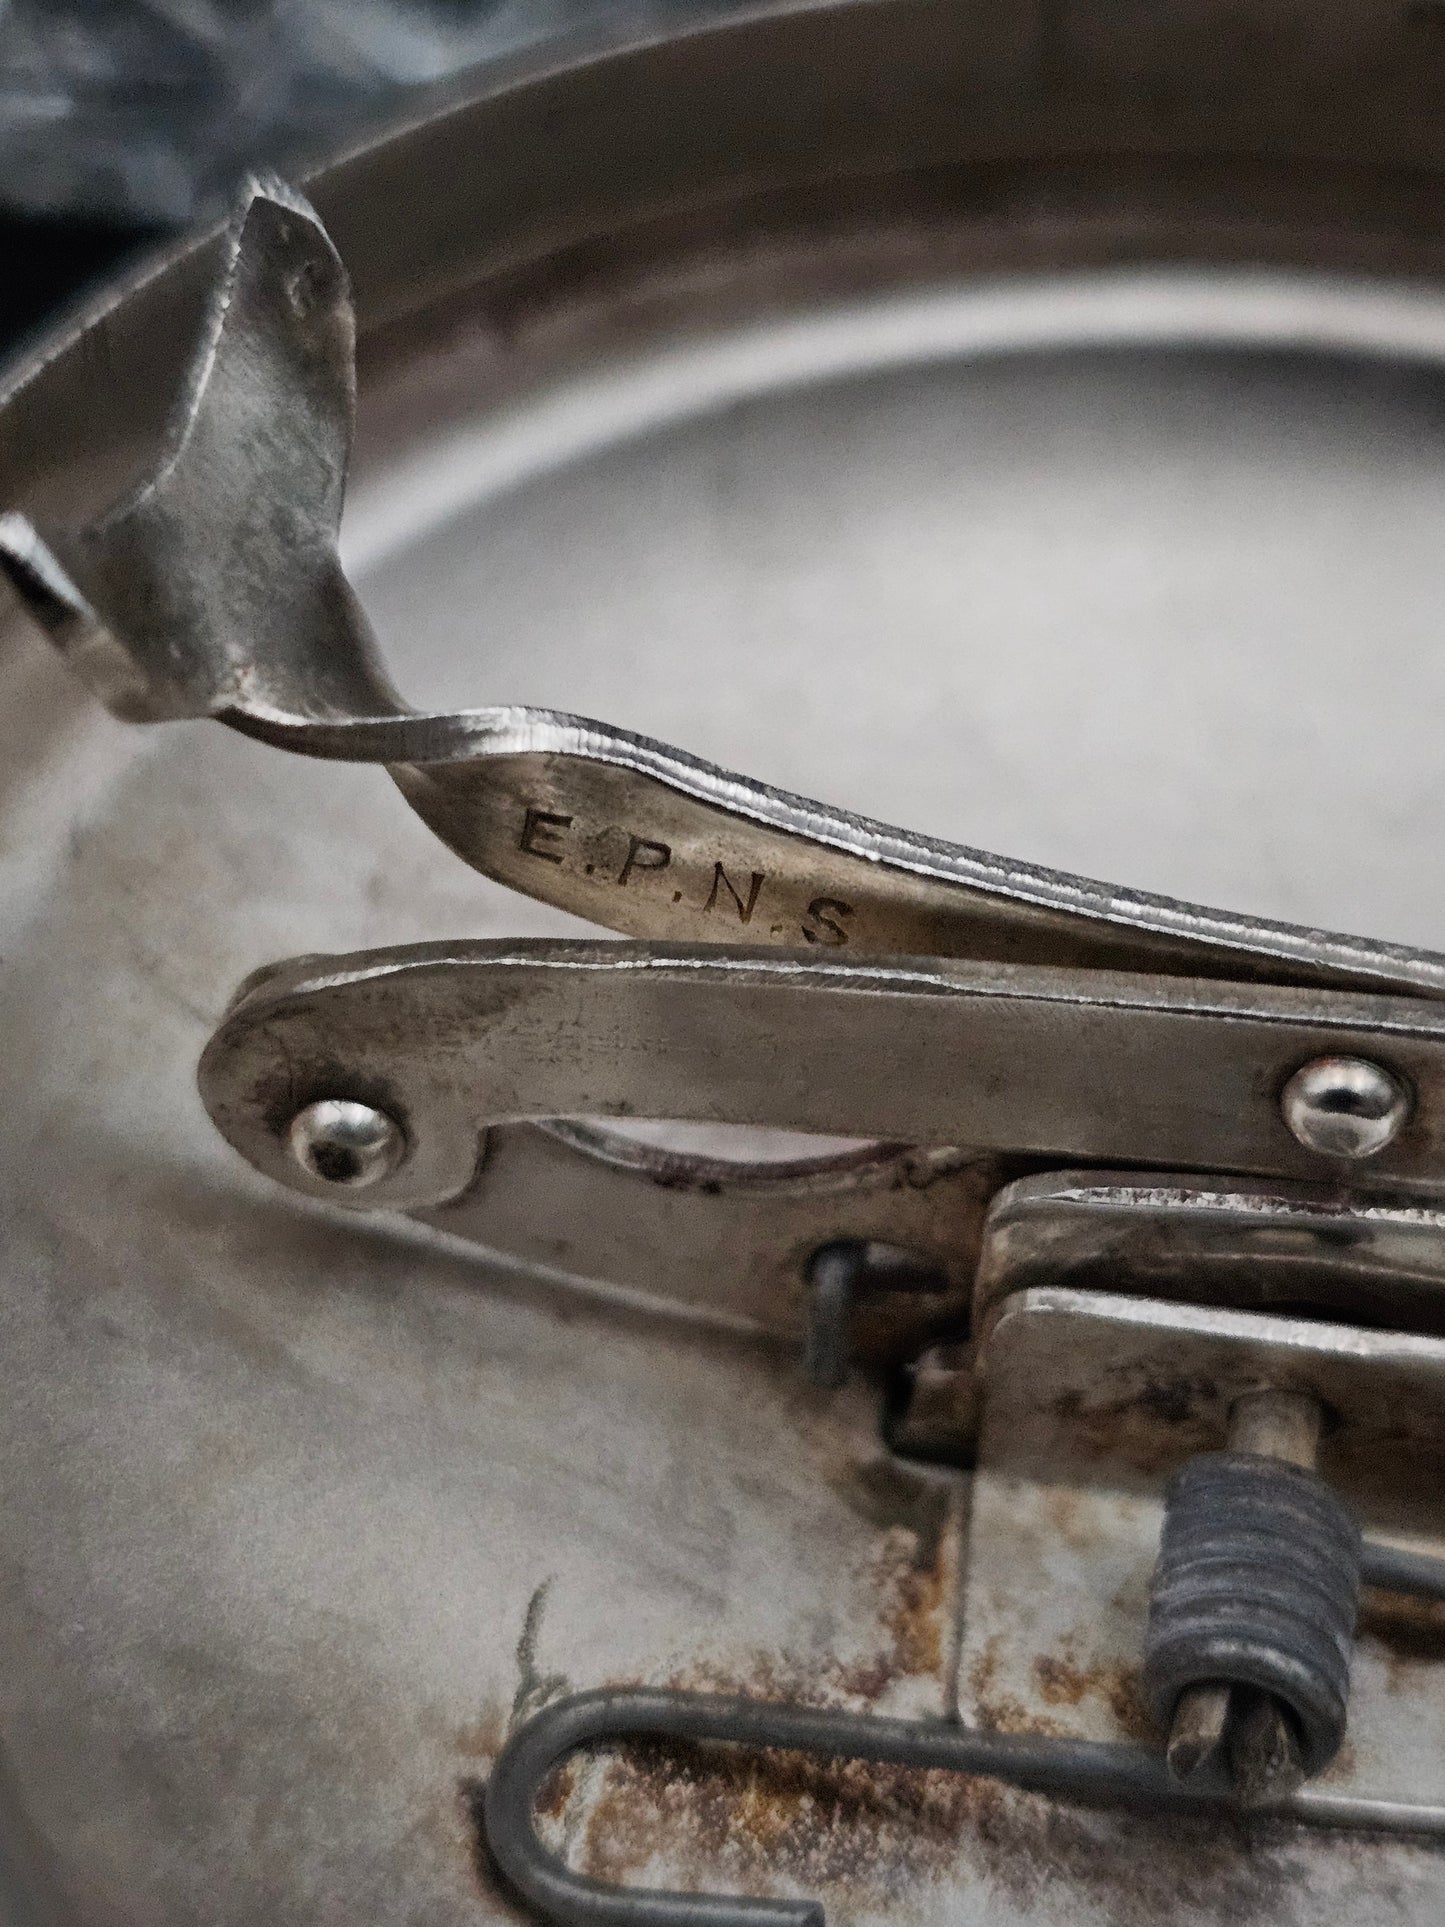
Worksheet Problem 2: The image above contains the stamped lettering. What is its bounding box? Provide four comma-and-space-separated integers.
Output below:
519, 807, 572, 863
617, 835, 672, 886
802, 896, 853, 946
519, 801, 857, 948
703, 862, 765, 925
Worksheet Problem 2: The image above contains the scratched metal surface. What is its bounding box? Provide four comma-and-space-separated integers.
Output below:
12, 5, 1445, 1920
957, 1292, 1445, 1818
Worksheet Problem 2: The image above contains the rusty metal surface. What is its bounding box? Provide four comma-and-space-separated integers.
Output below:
486, 1681, 1395, 1927
957, 1289, 1445, 1829
11, 2, 1445, 1921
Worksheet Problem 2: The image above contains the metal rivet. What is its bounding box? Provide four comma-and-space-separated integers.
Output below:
1280, 1056, 1411, 1160
287, 1098, 404, 1187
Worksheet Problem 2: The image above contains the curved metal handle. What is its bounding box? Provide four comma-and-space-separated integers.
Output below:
4, 181, 1445, 1001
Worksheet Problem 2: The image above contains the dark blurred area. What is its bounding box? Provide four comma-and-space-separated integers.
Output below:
0, 212, 157, 353
0, 0, 703, 358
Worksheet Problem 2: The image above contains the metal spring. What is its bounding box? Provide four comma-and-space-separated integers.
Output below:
1142, 1451, 1362, 1775
483, 1534, 1445, 1927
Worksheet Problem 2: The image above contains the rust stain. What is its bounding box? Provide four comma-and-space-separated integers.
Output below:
458, 1565, 1435, 1925
549, 1520, 1418, 1925
959, 1633, 1066, 1739
679, 1511, 952, 1714
975, 1693, 1069, 1737
1053, 1375, 1221, 1477
454, 1448, 1442, 1923
876, 1542, 944, 1680
535, 1760, 579, 1823
569, 1714, 1336, 1925
1032, 1649, 1154, 1742
874, 1496, 952, 1662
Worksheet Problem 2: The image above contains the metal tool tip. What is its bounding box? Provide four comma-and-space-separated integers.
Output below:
1227, 1691, 1306, 1808
1165, 1682, 1232, 1783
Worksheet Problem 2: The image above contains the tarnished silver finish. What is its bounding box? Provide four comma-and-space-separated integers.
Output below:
975, 1172, 1445, 1335
10, 179, 1445, 1008
898, 1180, 1445, 1457
14, 1, 1445, 1921
974, 1287, 1445, 1441
0, 177, 393, 733
287, 1097, 407, 1188
420, 1121, 984, 1353
194, 940, 1445, 1328
199, 941, 1445, 1198
1281, 1055, 1413, 1160
15, 173, 1445, 1328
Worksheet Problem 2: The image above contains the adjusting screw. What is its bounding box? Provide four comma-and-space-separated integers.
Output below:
287, 1098, 405, 1188
1279, 1055, 1411, 1160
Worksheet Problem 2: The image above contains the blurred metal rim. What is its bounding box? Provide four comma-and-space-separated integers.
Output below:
10, 0, 1445, 516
